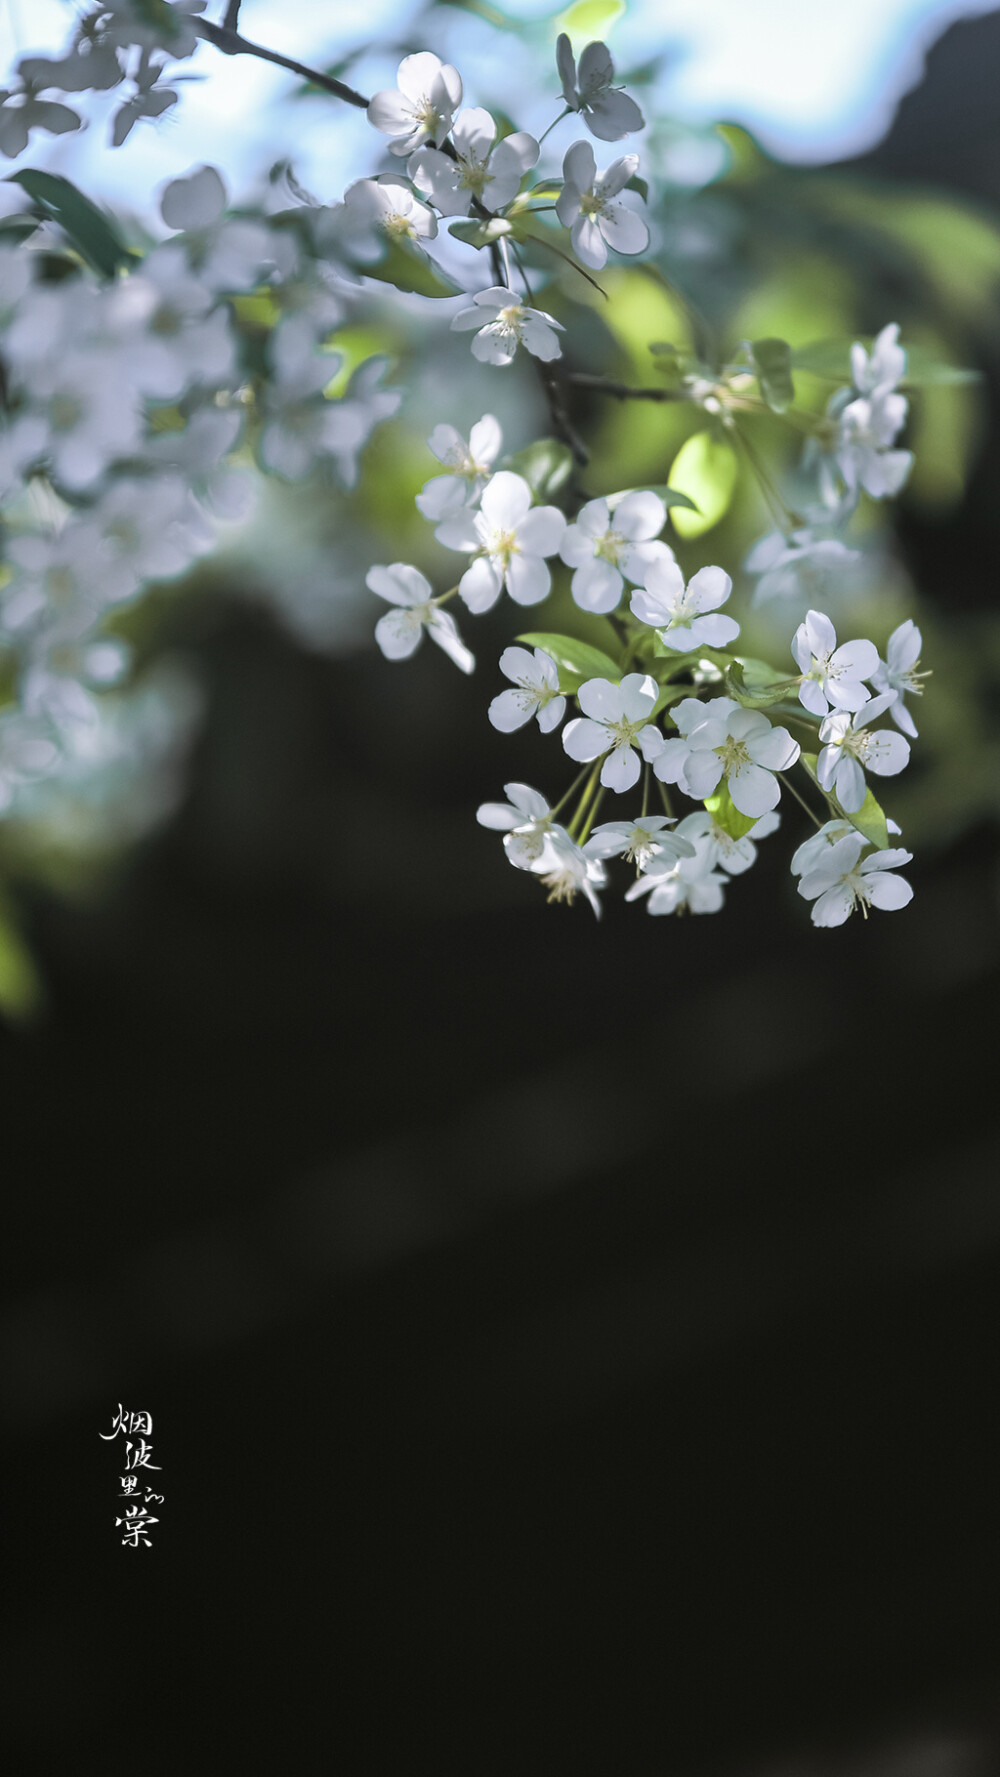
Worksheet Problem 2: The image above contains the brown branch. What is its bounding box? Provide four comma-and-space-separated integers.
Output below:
194, 17, 371, 109
567, 373, 688, 402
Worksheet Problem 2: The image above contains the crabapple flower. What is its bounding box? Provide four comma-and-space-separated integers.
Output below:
654, 696, 799, 818
745, 529, 860, 607
797, 833, 913, 927
562, 674, 663, 793
29, 353, 143, 490
366, 53, 462, 156
555, 35, 644, 140
450, 287, 563, 365
436, 470, 566, 612
342, 176, 438, 244
258, 322, 366, 481
816, 693, 910, 813
673, 808, 780, 875
835, 386, 913, 499
630, 561, 740, 651
583, 815, 695, 870
872, 619, 925, 738
555, 142, 648, 269
790, 817, 901, 878
489, 646, 566, 734
851, 323, 906, 396
409, 110, 538, 216
559, 491, 673, 615
366, 563, 474, 673
415, 415, 502, 521
531, 828, 606, 917
625, 834, 727, 915
476, 782, 558, 869
0, 76, 81, 158
111, 49, 177, 146
792, 609, 878, 717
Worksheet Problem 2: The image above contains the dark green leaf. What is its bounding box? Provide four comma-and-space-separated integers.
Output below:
751, 336, 794, 413
449, 216, 512, 250
507, 437, 574, 500
352, 237, 460, 299
8, 170, 130, 279
625, 173, 649, 203
845, 785, 890, 851
724, 659, 800, 708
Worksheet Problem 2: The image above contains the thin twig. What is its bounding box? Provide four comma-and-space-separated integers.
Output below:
194, 18, 371, 108
568, 373, 687, 402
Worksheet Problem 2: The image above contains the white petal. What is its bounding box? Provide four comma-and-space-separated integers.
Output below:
599, 205, 648, 255
375, 607, 421, 659
571, 558, 623, 614
601, 745, 640, 793
459, 556, 503, 612
613, 490, 665, 541
505, 553, 551, 605
562, 716, 608, 762
481, 470, 532, 528
489, 688, 533, 731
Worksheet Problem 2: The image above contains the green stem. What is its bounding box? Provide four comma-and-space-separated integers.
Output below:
729, 417, 799, 535
537, 106, 572, 145
579, 787, 606, 845
550, 763, 592, 819
657, 778, 675, 819
568, 759, 604, 840
779, 767, 824, 829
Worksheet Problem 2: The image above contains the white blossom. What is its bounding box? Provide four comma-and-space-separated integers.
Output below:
531, 828, 606, 916
366, 563, 474, 673
791, 609, 878, 717
409, 110, 538, 216
28, 352, 143, 491
630, 560, 740, 651
562, 674, 663, 794
105, 245, 237, 400
145, 407, 255, 523
489, 646, 566, 734
450, 286, 563, 366
476, 781, 559, 869
1, 523, 127, 634
790, 816, 901, 879
21, 624, 130, 737
0, 75, 81, 158
831, 386, 913, 501
816, 693, 910, 812
654, 696, 799, 818
91, 475, 215, 593
797, 833, 913, 926
555, 34, 644, 141
0, 711, 60, 812
745, 528, 860, 608
624, 833, 727, 915
583, 814, 695, 869
258, 320, 366, 481
326, 356, 402, 489
851, 323, 906, 397
415, 415, 501, 522
111, 48, 177, 145
559, 490, 673, 615
159, 164, 296, 291
672, 807, 780, 875
342, 176, 438, 245
555, 141, 648, 269
871, 619, 925, 738
366, 52, 462, 156
436, 470, 566, 612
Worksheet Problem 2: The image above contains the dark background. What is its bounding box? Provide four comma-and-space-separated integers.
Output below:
3, 14, 1000, 1773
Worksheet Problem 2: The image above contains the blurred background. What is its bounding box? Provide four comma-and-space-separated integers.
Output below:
2, 2, 1000, 1771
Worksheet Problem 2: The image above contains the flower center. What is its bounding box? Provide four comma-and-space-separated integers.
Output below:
594, 528, 625, 565
607, 716, 642, 750
496, 304, 523, 337
412, 97, 443, 134
716, 736, 751, 774
49, 394, 82, 432
45, 566, 75, 603
541, 866, 578, 904
458, 156, 492, 198
382, 210, 415, 241
580, 188, 608, 220
486, 526, 520, 568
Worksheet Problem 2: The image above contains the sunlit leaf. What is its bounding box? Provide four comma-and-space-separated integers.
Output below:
353, 238, 460, 299
704, 786, 757, 839
724, 660, 799, 708
506, 438, 574, 500
555, 0, 626, 48
516, 632, 621, 693
0, 902, 43, 1022
667, 430, 738, 538
751, 336, 794, 412
791, 337, 978, 386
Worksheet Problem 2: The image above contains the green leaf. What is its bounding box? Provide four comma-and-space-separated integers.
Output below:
625, 173, 649, 203
8, 170, 130, 280
353, 237, 460, 299
724, 660, 801, 709
605, 482, 698, 513
845, 786, 890, 851
667, 430, 738, 539
449, 216, 512, 249
0, 901, 43, 1022
704, 786, 757, 840
751, 336, 794, 413
506, 437, 574, 500
516, 632, 621, 694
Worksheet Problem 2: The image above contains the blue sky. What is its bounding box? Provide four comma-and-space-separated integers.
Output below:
2, 0, 997, 211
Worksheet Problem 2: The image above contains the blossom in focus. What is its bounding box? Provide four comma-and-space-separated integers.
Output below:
797, 833, 913, 926
489, 646, 566, 734
562, 674, 663, 793
791, 609, 878, 718
366, 52, 462, 156
630, 561, 740, 651
450, 287, 563, 365
555, 141, 648, 269
476, 782, 557, 869
559, 491, 673, 615
531, 827, 606, 917
583, 815, 695, 870
816, 693, 910, 812
409, 110, 538, 216
342, 177, 438, 245
673, 808, 780, 876
555, 35, 644, 140
654, 696, 799, 818
436, 471, 566, 612
416, 415, 502, 522
624, 834, 727, 915
871, 619, 925, 738
366, 563, 475, 673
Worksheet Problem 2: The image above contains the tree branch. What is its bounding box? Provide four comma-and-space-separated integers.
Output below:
194, 17, 371, 109
567, 373, 688, 402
